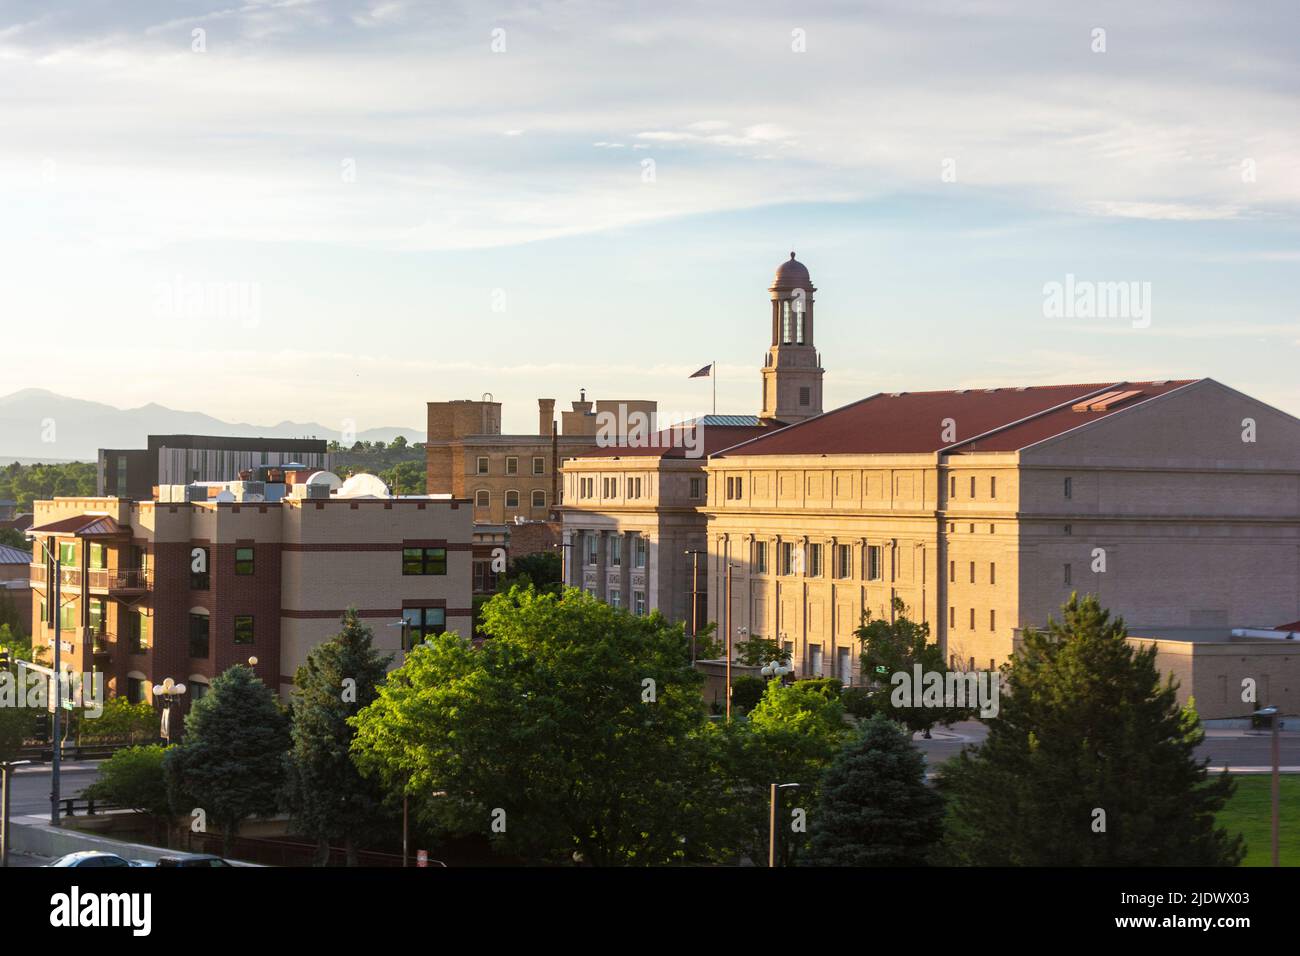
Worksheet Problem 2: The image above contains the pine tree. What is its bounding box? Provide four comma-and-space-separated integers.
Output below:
283, 608, 393, 865
939, 593, 1244, 866
164, 664, 290, 858
803, 714, 944, 866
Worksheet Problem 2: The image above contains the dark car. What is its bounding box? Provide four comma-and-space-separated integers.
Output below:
46, 851, 136, 868
154, 853, 234, 867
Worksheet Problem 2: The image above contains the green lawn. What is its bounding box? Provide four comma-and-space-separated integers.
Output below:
1218, 774, 1300, 866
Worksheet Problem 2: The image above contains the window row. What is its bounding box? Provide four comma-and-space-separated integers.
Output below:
477, 456, 547, 476
606, 588, 648, 616
474, 489, 547, 509
949, 606, 998, 632
747, 540, 886, 580
187, 612, 256, 659
948, 475, 999, 500
581, 533, 648, 569
576, 476, 650, 501
949, 561, 997, 585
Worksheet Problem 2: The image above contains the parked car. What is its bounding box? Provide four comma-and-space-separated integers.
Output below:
46, 851, 139, 868
153, 853, 234, 867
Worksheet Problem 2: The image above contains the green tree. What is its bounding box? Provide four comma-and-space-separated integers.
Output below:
734, 635, 789, 667
939, 593, 1244, 866
77, 697, 157, 744
803, 714, 944, 865
283, 609, 394, 866
0, 528, 31, 552
390, 435, 408, 449
163, 665, 290, 858
857, 598, 968, 735
84, 745, 171, 844
0, 461, 96, 512
497, 551, 562, 594
699, 678, 851, 864
351, 586, 714, 866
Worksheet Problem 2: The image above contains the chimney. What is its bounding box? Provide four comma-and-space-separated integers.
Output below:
538, 398, 555, 437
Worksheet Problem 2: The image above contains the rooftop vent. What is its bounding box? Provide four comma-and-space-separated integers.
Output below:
1071, 389, 1145, 413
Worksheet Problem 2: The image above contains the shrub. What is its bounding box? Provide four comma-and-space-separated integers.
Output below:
841, 686, 876, 720
730, 676, 767, 713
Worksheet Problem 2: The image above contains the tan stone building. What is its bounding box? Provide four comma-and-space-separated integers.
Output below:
559, 418, 781, 631
705, 377, 1300, 699
425, 392, 656, 528
27, 472, 472, 716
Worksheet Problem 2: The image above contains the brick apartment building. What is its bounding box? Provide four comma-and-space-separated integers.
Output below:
98, 434, 332, 500
28, 473, 471, 719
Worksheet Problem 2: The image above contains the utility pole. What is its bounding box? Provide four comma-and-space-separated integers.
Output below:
725, 561, 732, 722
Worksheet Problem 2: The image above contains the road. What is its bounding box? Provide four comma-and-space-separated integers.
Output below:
6, 761, 98, 817
914, 721, 1300, 771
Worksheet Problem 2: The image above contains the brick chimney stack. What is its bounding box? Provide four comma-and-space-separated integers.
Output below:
538, 398, 555, 437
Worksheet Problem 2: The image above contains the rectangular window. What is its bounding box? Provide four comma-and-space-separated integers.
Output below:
990, 609, 996, 632
633, 590, 646, 616
532, 457, 545, 475
189, 613, 210, 659
989, 562, 996, 585
401, 607, 446, 648
970, 476, 976, 498
505, 490, 520, 508
969, 607, 975, 629
799, 386, 811, 406
1064, 477, 1072, 499
949, 606, 955, 628
59, 603, 78, 631
88, 598, 106, 635
88, 542, 106, 570
969, 561, 975, 583
234, 614, 255, 645
127, 678, 145, 704
59, 541, 76, 566
476, 490, 490, 508
726, 476, 744, 500
1064, 563, 1072, 586
532, 490, 545, 508
834, 543, 852, 579
634, 536, 648, 569
949, 560, 955, 583
1064, 524, 1072, 536
608, 589, 621, 609
949, 476, 956, 499
477, 457, 489, 475
780, 542, 794, 576
190, 547, 210, 590
990, 476, 997, 498
867, 546, 883, 581
235, 547, 254, 576
403, 547, 447, 575
689, 477, 702, 499
585, 536, 598, 565
610, 535, 622, 567
807, 543, 822, 578
755, 541, 768, 574
505, 456, 518, 475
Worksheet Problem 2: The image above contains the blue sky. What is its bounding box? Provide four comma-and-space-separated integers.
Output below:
1, 0, 1296, 434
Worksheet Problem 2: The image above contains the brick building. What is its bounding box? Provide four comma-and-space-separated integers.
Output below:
27, 475, 471, 719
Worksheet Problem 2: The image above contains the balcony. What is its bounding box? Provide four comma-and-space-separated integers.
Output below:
106, 568, 151, 595
92, 627, 112, 666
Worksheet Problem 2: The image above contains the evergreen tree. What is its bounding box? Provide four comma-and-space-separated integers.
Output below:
804, 714, 945, 866
163, 664, 290, 858
282, 608, 393, 865
939, 593, 1244, 866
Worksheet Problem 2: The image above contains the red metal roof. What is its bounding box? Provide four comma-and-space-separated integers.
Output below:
577, 422, 785, 459
714, 380, 1199, 457
28, 514, 128, 537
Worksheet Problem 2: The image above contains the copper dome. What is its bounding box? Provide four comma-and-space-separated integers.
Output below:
772, 251, 812, 288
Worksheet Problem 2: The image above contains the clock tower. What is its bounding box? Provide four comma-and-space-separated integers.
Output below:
760, 252, 824, 423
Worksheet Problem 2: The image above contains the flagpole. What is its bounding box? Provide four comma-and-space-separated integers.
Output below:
712, 361, 716, 415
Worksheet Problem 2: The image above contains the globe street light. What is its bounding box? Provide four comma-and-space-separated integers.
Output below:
152, 678, 188, 743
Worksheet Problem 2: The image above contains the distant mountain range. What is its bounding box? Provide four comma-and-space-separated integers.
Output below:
0, 389, 425, 462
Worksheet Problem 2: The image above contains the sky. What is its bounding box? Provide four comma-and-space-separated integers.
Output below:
1, 0, 1297, 435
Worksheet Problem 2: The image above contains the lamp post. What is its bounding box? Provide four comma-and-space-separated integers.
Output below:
768, 782, 801, 867
684, 549, 705, 663
1254, 704, 1281, 867
27, 532, 63, 827
386, 619, 413, 866
151, 678, 188, 743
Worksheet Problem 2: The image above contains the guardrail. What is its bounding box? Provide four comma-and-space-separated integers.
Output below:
59, 797, 123, 817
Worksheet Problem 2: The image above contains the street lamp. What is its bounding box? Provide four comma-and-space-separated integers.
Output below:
769, 782, 802, 867
684, 549, 706, 663
152, 678, 187, 743
1253, 704, 1282, 867
385, 618, 413, 867
760, 658, 792, 680
26, 531, 64, 827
